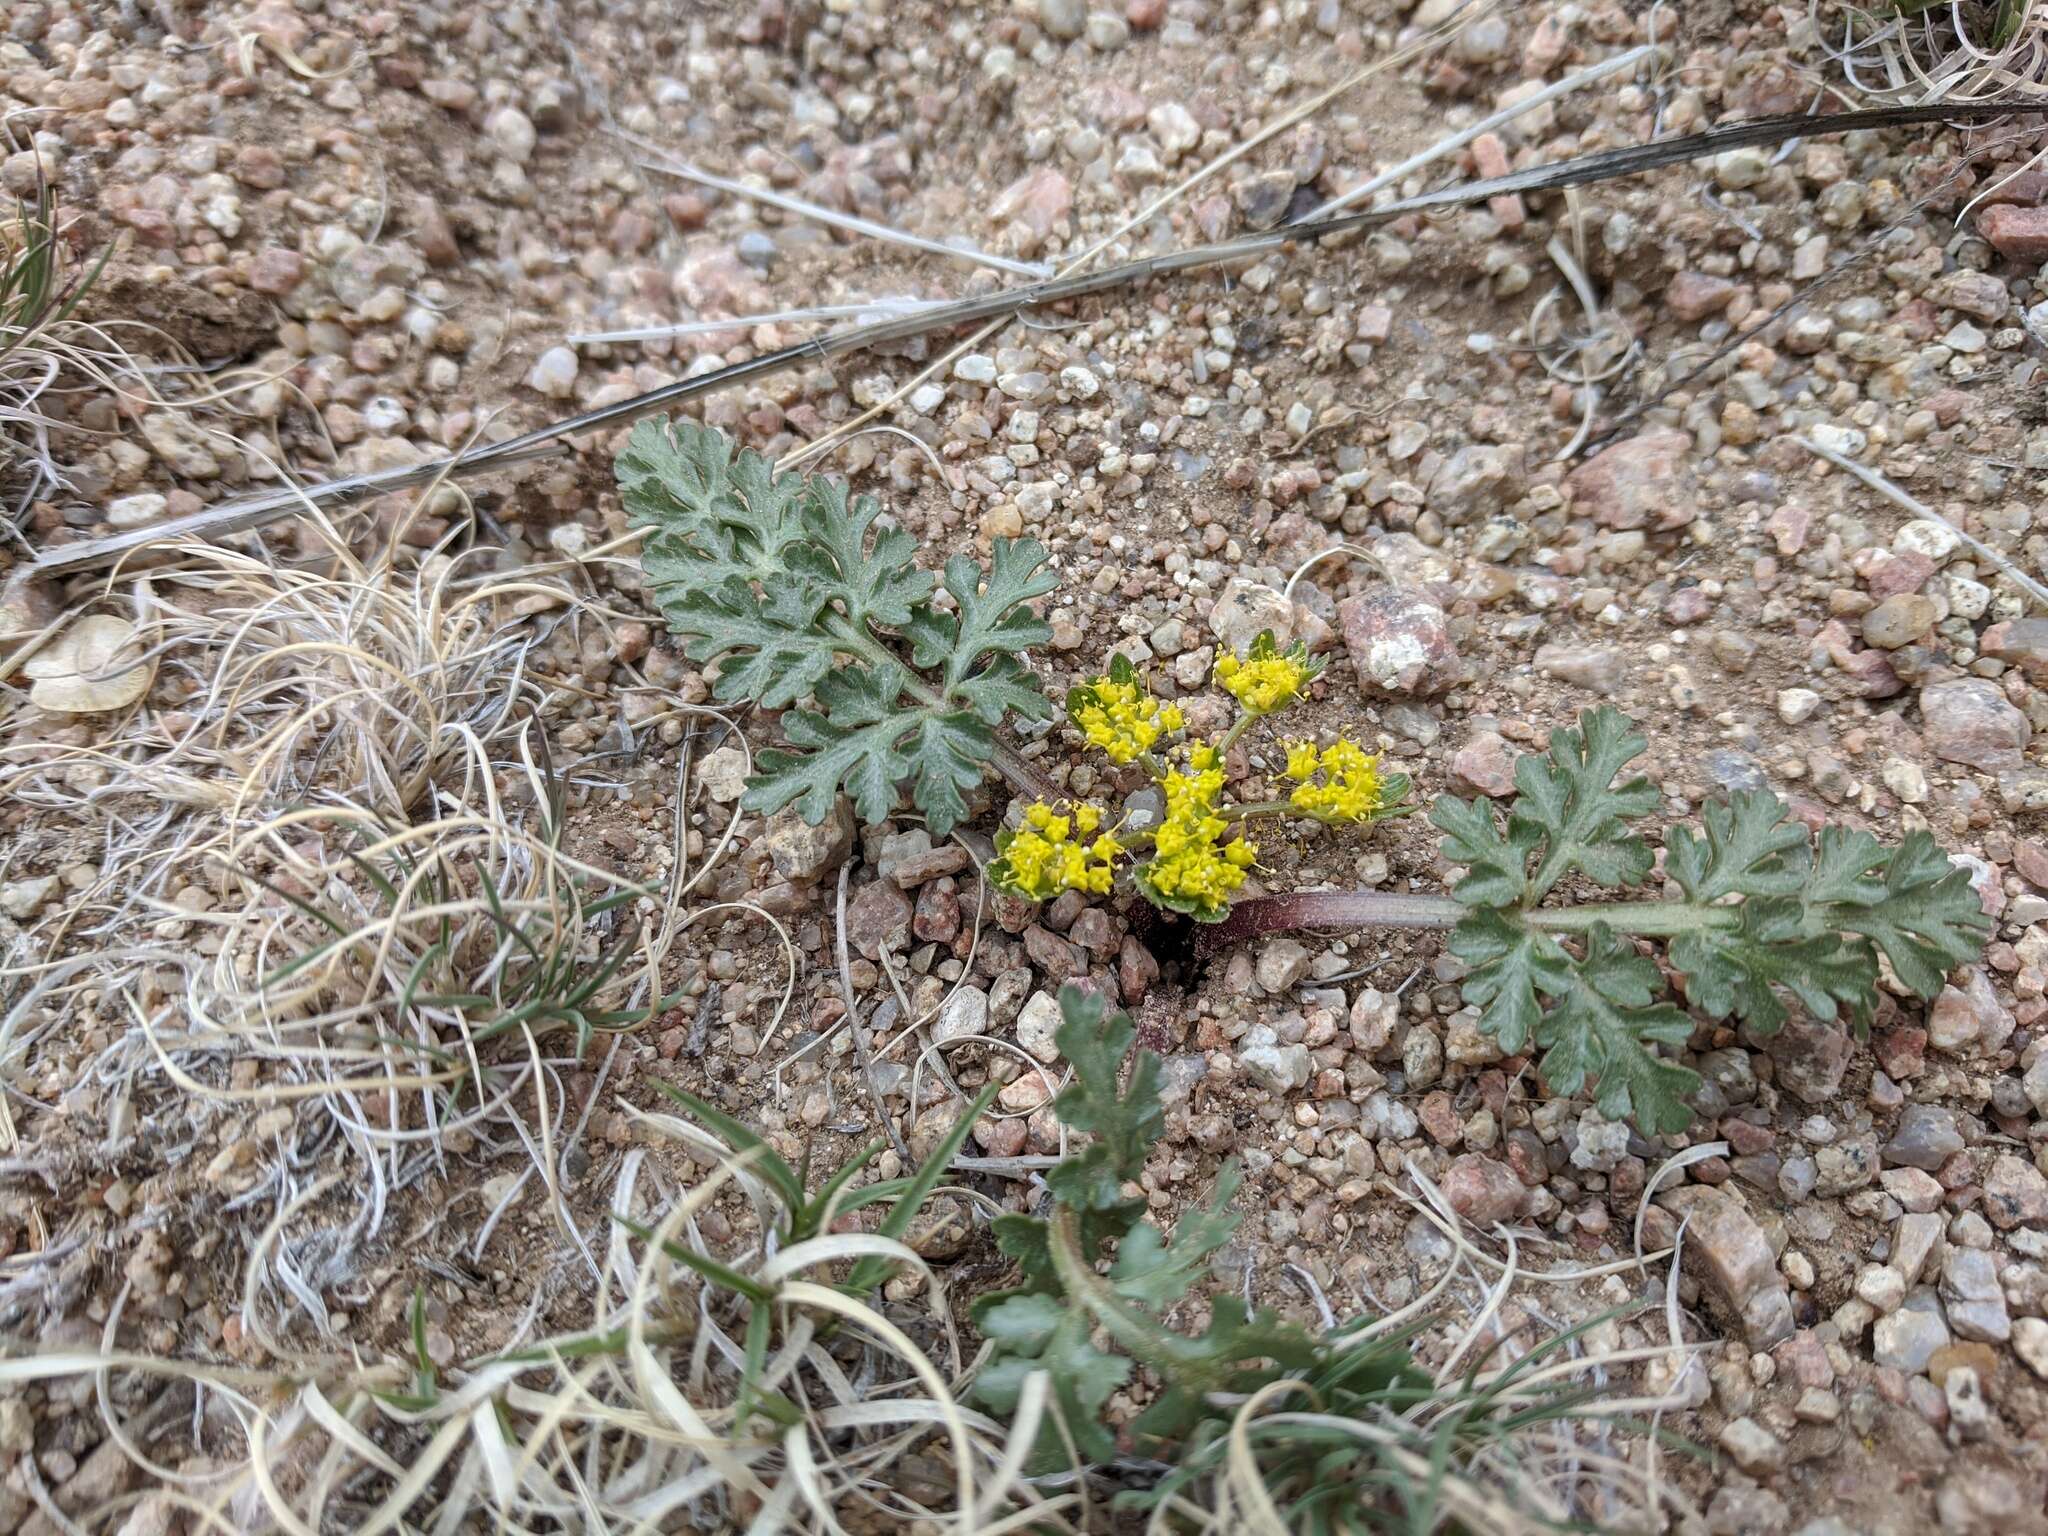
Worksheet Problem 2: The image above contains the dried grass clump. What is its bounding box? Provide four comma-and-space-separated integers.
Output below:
1821, 0, 2048, 102
1, 1130, 1064, 1535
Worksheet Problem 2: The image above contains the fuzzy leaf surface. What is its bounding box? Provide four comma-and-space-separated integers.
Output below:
1535, 924, 1700, 1135
624, 419, 1051, 834
1826, 831, 1991, 997
1511, 706, 1657, 899
1109, 1162, 1244, 1309
969, 1294, 1125, 1466
1670, 901, 1878, 1035
1447, 908, 1572, 1055
1662, 789, 1810, 903
1429, 794, 1534, 907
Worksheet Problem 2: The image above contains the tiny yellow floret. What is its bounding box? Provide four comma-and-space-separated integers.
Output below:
993, 799, 1125, 899
1288, 739, 1390, 824
1072, 676, 1181, 764
1214, 645, 1314, 715
1140, 745, 1255, 918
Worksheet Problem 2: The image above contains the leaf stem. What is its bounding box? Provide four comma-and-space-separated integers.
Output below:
1216, 710, 1256, 756
823, 611, 1061, 804
1208, 890, 1742, 947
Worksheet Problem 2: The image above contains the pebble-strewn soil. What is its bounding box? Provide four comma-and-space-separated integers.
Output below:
8, 1, 2048, 1531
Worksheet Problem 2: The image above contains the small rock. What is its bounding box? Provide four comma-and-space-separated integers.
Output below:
1570, 1109, 1630, 1172
1768, 688, 1820, 727
141, 413, 221, 478
1979, 618, 2048, 681
1715, 144, 1771, 189
845, 880, 913, 960
1240, 1028, 1312, 1095
1660, 1185, 1796, 1348
1209, 578, 1295, 657
698, 746, 749, 803
1666, 271, 1737, 322
1149, 101, 1200, 161
1872, 1296, 1951, 1372
246, 247, 306, 295
1718, 1416, 1785, 1475
1450, 730, 1518, 797
1862, 594, 1938, 650
25, 615, 154, 713
1978, 203, 2048, 263
0, 874, 59, 921
1534, 643, 1623, 694
1015, 992, 1062, 1063
1762, 1015, 1849, 1104
1427, 443, 1522, 522
2013, 1316, 2048, 1378
1256, 937, 1310, 992
990, 167, 1072, 250
527, 345, 579, 399
1037, 0, 1085, 38
1982, 1153, 2048, 1229
760, 800, 854, 882
1566, 428, 1694, 531
1930, 269, 2012, 323
1339, 589, 1458, 696
1920, 679, 2029, 772
107, 492, 167, 529
484, 104, 537, 162
1883, 1104, 1963, 1171
933, 986, 990, 1045
1440, 1153, 1527, 1227
1940, 1248, 2010, 1342
1893, 1212, 1946, 1285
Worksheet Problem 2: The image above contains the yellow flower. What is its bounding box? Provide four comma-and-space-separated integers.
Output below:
1288, 739, 1392, 823
1069, 664, 1182, 764
1138, 745, 1254, 920
992, 800, 1124, 900
1214, 631, 1318, 716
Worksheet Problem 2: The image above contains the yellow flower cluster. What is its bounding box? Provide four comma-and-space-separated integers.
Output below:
992, 801, 1124, 899
1214, 638, 1315, 715
1142, 744, 1256, 916
1072, 675, 1183, 763
1286, 738, 1390, 823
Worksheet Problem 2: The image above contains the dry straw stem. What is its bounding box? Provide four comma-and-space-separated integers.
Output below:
76, 22, 2048, 572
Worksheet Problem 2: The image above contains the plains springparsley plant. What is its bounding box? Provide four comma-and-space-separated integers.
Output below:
620, 417, 1055, 836
991, 643, 1413, 923
1219, 705, 1995, 1135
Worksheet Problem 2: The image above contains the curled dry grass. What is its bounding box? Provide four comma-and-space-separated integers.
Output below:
0, 1132, 1068, 1534
1820, 0, 2048, 101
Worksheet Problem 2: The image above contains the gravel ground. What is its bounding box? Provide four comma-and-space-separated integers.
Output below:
8, 0, 2048, 1530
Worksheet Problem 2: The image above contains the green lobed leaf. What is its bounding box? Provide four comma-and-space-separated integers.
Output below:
1511, 706, 1657, 899
1428, 794, 1534, 908
906, 539, 1058, 722
1534, 924, 1700, 1136
1662, 789, 1810, 904
743, 665, 914, 827
1126, 1295, 1321, 1453
1109, 1162, 1246, 1309
621, 417, 809, 612
1670, 900, 1879, 1036
624, 419, 1053, 835
1049, 985, 1164, 1188
1446, 908, 1572, 1055
1827, 830, 1992, 997
969, 1295, 1127, 1467
790, 476, 935, 629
